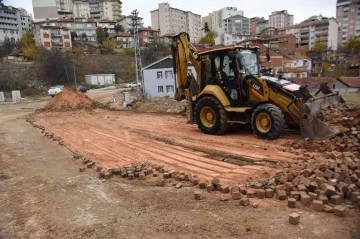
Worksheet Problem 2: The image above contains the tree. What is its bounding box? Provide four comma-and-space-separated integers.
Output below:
313, 40, 327, 53
203, 22, 210, 32
104, 27, 109, 39
37, 47, 73, 85
0, 38, 16, 58
344, 36, 360, 54
96, 27, 106, 44
102, 38, 116, 52
199, 31, 216, 45
20, 31, 38, 59
71, 31, 78, 41
114, 24, 125, 33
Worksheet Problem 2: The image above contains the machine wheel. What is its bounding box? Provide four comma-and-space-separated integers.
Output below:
195, 96, 229, 135
251, 104, 285, 140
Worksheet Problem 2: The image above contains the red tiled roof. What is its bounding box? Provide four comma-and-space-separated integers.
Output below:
138, 28, 159, 32
288, 77, 336, 89
250, 43, 283, 57
283, 67, 308, 73
110, 32, 133, 38
337, 77, 360, 88
41, 26, 70, 31
284, 54, 311, 60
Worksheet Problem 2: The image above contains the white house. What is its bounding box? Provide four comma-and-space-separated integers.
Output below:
142, 56, 197, 98
109, 32, 133, 48
335, 77, 360, 93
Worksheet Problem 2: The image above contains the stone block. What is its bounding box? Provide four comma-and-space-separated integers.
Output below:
319, 195, 329, 204
297, 184, 307, 191
276, 190, 287, 200
255, 189, 265, 199
308, 192, 318, 201
324, 205, 334, 213
290, 191, 300, 201
289, 213, 300, 225
231, 186, 240, 193
212, 177, 220, 186
194, 191, 202, 200
240, 197, 250, 206
312, 200, 323, 212
206, 183, 215, 192
265, 189, 274, 198
79, 167, 86, 173
325, 184, 336, 196
288, 198, 296, 208
220, 184, 230, 193
300, 193, 312, 205
330, 195, 341, 204
334, 206, 347, 217
199, 179, 207, 189
324, 169, 334, 179
139, 173, 146, 180
231, 191, 242, 200
247, 189, 255, 198
175, 182, 182, 189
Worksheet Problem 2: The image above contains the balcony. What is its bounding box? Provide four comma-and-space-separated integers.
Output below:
315, 26, 329, 31
90, 9, 100, 13
112, 1, 121, 7
300, 28, 309, 32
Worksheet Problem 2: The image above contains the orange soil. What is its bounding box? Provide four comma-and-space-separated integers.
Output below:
34, 109, 299, 185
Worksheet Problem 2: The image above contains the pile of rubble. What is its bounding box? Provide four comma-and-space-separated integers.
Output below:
133, 97, 186, 114
287, 104, 360, 154
41, 88, 104, 112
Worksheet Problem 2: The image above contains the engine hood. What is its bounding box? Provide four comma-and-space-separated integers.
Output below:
260, 76, 300, 92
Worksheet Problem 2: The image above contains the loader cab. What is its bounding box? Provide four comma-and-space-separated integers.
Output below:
200, 47, 261, 106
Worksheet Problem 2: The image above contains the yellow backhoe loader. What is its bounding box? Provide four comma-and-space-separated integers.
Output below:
171, 32, 344, 140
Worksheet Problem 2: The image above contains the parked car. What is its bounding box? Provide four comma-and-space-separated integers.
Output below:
48, 85, 64, 97
125, 82, 141, 88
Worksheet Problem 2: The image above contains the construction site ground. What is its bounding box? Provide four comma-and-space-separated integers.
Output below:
1, 91, 360, 239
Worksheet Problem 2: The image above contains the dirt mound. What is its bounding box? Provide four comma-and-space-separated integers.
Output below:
43, 88, 99, 112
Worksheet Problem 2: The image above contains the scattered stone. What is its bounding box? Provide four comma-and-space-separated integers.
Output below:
163, 172, 170, 179
265, 189, 274, 198
231, 191, 242, 200
199, 179, 207, 189
240, 187, 247, 195
288, 198, 296, 208
290, 191, 300, 201
330, 195, 342, 204
220, 194, 230, 201
334, 206, 347, 217
139, 173, 146, 180
325, 184, 336, 196
324, 204, 334, 213
156, 179, 165, 187
194, 191, 202, 200
255, 189, 265, 199
220, 184, 230, 193
252, 203, 259, 208
300, 193, 312, 205
153, 172, 159, 177
86, 162, 93, 168
128, 173, 134, 180
319, 195, 329, 204
96, 166, 102, 172
312, 200, 324, 212
308, 192, 318, 201
289, 213, 300, 225
240, 197, 250, 206
79, 167, 86, 173
276, 190, 287, 200
230, 186, 240, 193
206, 184, 215, 192
104, 172, 112, 180
212, 177, 220, 186
175, 182, 182, 189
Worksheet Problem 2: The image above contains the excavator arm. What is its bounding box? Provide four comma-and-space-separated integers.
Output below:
171, 32, 201, 101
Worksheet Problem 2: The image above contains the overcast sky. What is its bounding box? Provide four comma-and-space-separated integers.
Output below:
5, 0, 336, 26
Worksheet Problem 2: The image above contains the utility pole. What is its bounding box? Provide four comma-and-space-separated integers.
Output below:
131, 9, 144, 99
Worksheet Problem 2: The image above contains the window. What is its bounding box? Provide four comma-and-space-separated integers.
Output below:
157, 71, 163, 79
166, 85, 174, 93
158, 86, 164, 93
165, 71, 173, 79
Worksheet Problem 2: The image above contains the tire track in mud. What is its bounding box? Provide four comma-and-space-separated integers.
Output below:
35, 116, 274, 183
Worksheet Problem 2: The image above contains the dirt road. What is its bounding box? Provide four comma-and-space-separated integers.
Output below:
34, 109, 297, 185
1, 100, 360, 239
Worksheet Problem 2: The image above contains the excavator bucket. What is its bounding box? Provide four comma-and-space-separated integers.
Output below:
299, 90, 344, 140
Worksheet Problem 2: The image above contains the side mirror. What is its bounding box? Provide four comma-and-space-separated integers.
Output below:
266, 53, 271, 62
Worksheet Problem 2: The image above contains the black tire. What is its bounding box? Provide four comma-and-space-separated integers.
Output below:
251, 103, 285, 140
195, 96, 229, 135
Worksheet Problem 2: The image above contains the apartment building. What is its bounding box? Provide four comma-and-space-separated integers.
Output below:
118, 15, 144, 33
210, 7, 244, 35
109, 32, 133, 48
269, 10, 294, 28
215, 33, 249, 45
277, 17, 338, 50
32, 0, 73, 21
34, 25, 72, 50
34, 17, 97, 42
97, 19, 116, 34
336, 0, 360, 44
138, 27, 160, 47
151, 2, 201, 43
215, 15, 250, 45
0, 4, 32, 42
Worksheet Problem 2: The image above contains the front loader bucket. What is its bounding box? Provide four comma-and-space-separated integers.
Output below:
299, 92, 344, 140
299, 116, 339, 140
